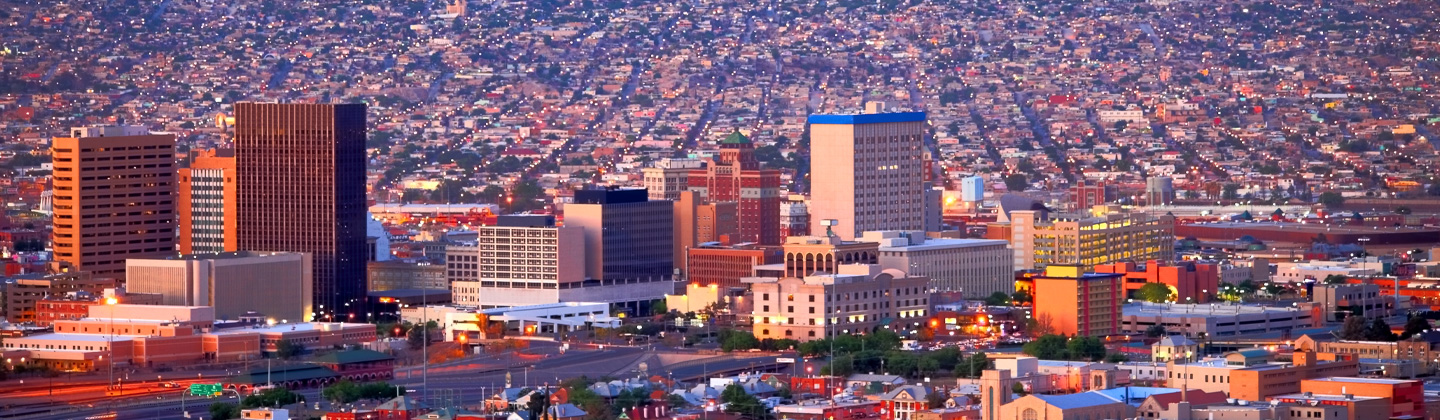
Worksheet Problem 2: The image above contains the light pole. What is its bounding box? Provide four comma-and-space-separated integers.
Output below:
105, 297, 117, 394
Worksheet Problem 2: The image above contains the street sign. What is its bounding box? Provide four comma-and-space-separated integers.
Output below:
189, 383, 222, 396
777, 357, 796, 363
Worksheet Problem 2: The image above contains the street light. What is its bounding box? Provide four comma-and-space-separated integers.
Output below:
105, 297, 118, 394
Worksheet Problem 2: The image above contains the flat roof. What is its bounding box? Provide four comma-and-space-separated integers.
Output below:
807, 112, 926, 125
1307, 377, 1415, 385
211, 322, 367, 335
1123, 303, 1302, 318
1273, 393, 1384, 401
1184, 221, 1440, 234
876, 238, 1008, 252
10, 332, 135, 342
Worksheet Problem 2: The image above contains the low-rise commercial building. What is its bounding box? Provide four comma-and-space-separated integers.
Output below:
1269, 393, 1390, 420
1005, 207, 1175, 271
4, 263, 115, 324
861, 231, 1012, 297
1311, 283, 1392, 321
1094, 260, 1220, 304
1118, 302, 1319, 337
748, 264, 930, 341
1293, 334, 1440, 373
1301, 377, 1425, 419
125, 251, 314, 321
1166, 350, 1359, 401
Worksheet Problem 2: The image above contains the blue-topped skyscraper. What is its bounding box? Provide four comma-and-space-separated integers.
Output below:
807, 110, 927, 240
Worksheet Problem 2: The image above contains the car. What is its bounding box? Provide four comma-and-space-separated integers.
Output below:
158, 382, 180, 388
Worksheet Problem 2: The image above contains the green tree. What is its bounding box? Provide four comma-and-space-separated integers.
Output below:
1144, 324, 1167, 338
917, 356, 940, 376
666, 393, 691, 408
1011, 382, 1028, 396
1021, 334, 1070, 360
651, 299, 667, 315
719, 329, 760, 352
1105, 353, 1128, 363
1135, 283, 1174, 303
275, 340, 302, 359
1318, 192, 1346, 208
1401, 316, 1431, 339
720, 384, 770, 419
1323, 274, 1349, 285
958, 352, 991, 378
984, 291, 1012, 306
1338, 315, 1367, 340
1011, 291, 1032, 305
323, 380, 362, 404
1066, 336, 1106, 361
209, 402, 240, 420
241, 387, 305, 408
1004, 173, 1029, 192
1365, 317, 1398, 341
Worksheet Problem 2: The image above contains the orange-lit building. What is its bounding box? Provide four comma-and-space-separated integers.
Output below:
178, 148, 237, 254
1094, 260, 1220, 304
1031, 265, 1123, 337
774, 398, 881, 420
1301, 377, 1425, 419
673, 190, 739, 272
782, 235, 879, 278
686, 243, 782, 291
687, 131, 782, 245
4, 262, 115, 324
50, 126, 177, 279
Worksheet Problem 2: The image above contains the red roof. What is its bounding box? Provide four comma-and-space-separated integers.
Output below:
1147, 390, 1228, 410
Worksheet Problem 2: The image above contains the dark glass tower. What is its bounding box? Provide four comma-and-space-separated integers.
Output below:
234, 103, 368, 321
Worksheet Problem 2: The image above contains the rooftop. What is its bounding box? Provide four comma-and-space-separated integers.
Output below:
875, 237, 1009, 252
1123, 302, 1303, 318
807, 112, 926, 125
1307, 376, 1416, 385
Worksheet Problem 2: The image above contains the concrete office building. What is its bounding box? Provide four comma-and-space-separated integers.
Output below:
367, 261, 446, 292
860, 231, 1012, 296
686, 243, 783, 291
960, 176, 984, 203
641, 158, 703, 201
672, 190, 738, 272
1145, 176, 1175, 206
687, 131, 782, 245
235, 103, 368, 319
808, 112, 927, 240
178, 148, 237, 254
445, 215, 585, 309
1311, 283, 1392, 321
782, 235, 879, 278
923, 183, 943, 232
747, 264, 930, 341
1031, 265, 1124, 337
780, 197, 809, 240
563, 189, 676, 314
1294, 334, 1440, 374
51, 126, 177, 279
1007, 207, 1175, 271
125, 251, 314, 321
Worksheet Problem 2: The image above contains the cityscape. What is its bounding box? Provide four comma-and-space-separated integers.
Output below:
2, 0, 1440, 419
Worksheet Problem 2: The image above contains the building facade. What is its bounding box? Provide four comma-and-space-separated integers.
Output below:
748, 264, 930, 341
4, 263, 115, 324
1311, 283, 1391, 321
178, 148, 237, 254
51, 126, 177, 279
686, 244, 782, 291
1301, 377, 1425, 419
808, 112, 927, 240
1294, 334, 1440, 373
687, 131, 781, 245
641, 158, 702, 201
1119, 302, 1319, 337
862, 231, 1012, 297
782, 235, 879, 278
1094, 260, 1220, 304
1031, 265, 1124, 337
367, 261, 446, 292
125, 251, 314, 321
235, 103, 368, 319
445, 215, 585, 308
563, 189, 675, 314
1008, 208, 1175, 271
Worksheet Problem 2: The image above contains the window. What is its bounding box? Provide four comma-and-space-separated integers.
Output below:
1022, 409, 1038, 420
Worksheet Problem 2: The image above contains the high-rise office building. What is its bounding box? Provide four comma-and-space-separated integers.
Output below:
446, 215, 586, 309
808, 112, 927, 240
671, 190, 738, 272
51, 126, 177, 278
1007, 206, 1175, 271
688, 131, 781, 245
178, 148, 237, 254
234, 103, 368, 320
564, 188, 675, 314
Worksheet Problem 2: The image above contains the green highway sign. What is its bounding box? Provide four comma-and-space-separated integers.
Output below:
189, 383, 223, 396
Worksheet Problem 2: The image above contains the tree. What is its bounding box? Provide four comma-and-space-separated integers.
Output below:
650, 299, 667, 315
719, 329, 760, 352
1021, 334, 1070, 360
1323, 274, 1349, 285
958, 352, 991, 378
667, 393, 691, 408
526, 390, 552, 420
1365, 317, 1398, 341
1401, 316, 1431, 339
1066, 336, 1106, 361
917, 356, 940, 376
209, 402, 240, 420
1135, 283, 1174, 303
1339, 315, 1368, 340
408, 321, 436, 350
1012, 382, 1028, 396
323, 380, 363, 404
1011, 291, 1032, 305
1144, 324, 1167, 338
1318, 192, 1346, 208
1105, 353, 1128, 363
720, 384, 770, 419
1004, 173, 1029, 192
984, 291, 1012, 306
275, 340, 302, 360
241, 387, 305, 408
